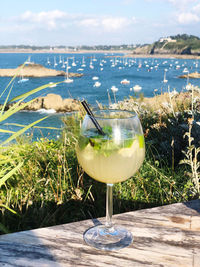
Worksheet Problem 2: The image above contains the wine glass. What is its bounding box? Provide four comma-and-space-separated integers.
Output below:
76, 109, 145, 251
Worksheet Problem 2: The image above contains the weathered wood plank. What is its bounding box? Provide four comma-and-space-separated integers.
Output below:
0, 200, 200, 267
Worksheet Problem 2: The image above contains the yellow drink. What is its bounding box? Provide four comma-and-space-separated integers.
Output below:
76, 134, 145, 184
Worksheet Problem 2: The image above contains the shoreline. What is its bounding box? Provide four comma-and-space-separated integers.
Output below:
0, 49, 200, 59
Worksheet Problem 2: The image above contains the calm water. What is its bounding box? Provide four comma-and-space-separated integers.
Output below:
0, 52, 199, 141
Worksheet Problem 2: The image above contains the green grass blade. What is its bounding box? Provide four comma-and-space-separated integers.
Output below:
0, 129, 15, 134
0, 162, 23, 188
1, 116, 48, 145
4, 122, 63, 130
0, 63, 26, 99
0, 157, 21, 165
0, 97, 35, 123
8, 81, 62, 103
0, 204, 18, 215
0, 83, 14, 116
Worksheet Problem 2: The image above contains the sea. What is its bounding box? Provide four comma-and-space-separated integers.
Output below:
0, 52, 199, 142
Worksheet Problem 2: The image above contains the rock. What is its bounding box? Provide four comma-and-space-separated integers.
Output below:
6, 94, 81, 113
42, 94, 63, 110
26, 98, 43, 111
2, 93, 81, 113
179, 72, 200, 79
0, 63, 83, 78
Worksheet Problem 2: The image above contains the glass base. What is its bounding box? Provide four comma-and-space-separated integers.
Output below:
83, 224, 133, 251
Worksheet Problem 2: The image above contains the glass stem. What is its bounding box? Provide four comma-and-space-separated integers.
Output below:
106, 183, 113, 228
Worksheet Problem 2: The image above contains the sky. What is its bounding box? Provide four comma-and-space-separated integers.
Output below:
1, 0, 200, 46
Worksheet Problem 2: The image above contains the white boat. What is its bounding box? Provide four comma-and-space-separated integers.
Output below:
81, 56, 86, 67
111, 86, 118, 92
133, 85, 142, 93
163, 70, 168, 83
18, 77, 29, 83
183, 68, 189, 73
93, 55, 97, 62
54, 57, 58, 67
25, 56, 33, 65
92, 76, 99, 80
49, 82, 57, 88
111, 86, 118, 103
120, 79, 130, 85
64, 61, 73, 83
18, 73, 29, 83
64, 77, 73, 83
72, 57, 76, 67
47, 57, 51, 65
93, 81, 101, 87
61, 61, 65, 68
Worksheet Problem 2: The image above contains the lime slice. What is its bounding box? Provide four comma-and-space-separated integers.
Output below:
137, 135, 145, 148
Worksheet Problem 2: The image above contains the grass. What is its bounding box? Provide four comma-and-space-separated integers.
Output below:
0, 63, 62, 233
1, 102, 198, 235
0, 76, 199, 234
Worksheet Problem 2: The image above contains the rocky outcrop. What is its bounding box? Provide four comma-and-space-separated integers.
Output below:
132, 45, 152, 55
26, 94, 81, 112
179, 72, 200, 79
5, 94, 81, 112
0, 63, 83, 77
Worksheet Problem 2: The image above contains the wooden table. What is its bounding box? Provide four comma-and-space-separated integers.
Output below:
0, 200, 200, 267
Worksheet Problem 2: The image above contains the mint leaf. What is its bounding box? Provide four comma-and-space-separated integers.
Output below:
123, 139, 133, 148
102, 125, 112, 136
78, 135, 89, 150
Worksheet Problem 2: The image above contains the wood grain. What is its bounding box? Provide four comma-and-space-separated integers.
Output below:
0, 200, 200, 267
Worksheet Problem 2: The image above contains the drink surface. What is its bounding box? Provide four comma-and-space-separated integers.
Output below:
76, 126, 145, 184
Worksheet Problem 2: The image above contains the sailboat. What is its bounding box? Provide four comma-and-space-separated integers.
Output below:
81, 56, 86, 67
47, 57, 51, 65
72, 57, 76, 67
18, 75, 29, 83
90, 57, 94, 69
54, 57, 58, 67
18, 70, 29, 83
25, 56, 33, 65
64, 60, 73, 83
163, 69, 168, 83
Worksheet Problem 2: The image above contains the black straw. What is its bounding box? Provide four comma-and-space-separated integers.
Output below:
81, 100, 105, 135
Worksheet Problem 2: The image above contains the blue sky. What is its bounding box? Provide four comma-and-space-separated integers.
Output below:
1, 0, 200, 46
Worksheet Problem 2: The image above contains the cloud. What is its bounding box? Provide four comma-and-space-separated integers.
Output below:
192, 3, 200, 13
168, 0, 198, 8
101, 17, 134, 31
79, 18, 99, 27
12, 10, 137, 32
177, 12, 200, 24
164, 0, 200, 25
19, 10, 68, 30
78, 16, 136, 32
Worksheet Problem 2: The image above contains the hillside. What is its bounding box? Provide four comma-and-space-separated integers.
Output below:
132, 34, 200, 56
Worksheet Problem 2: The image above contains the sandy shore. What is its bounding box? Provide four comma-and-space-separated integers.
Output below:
126, 53, 200, 59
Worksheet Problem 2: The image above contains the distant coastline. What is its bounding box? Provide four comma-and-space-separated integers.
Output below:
0, 49, 130, 54
0, 49, 200, 59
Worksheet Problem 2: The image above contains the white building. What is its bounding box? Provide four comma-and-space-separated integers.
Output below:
159, 37, 177, 43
